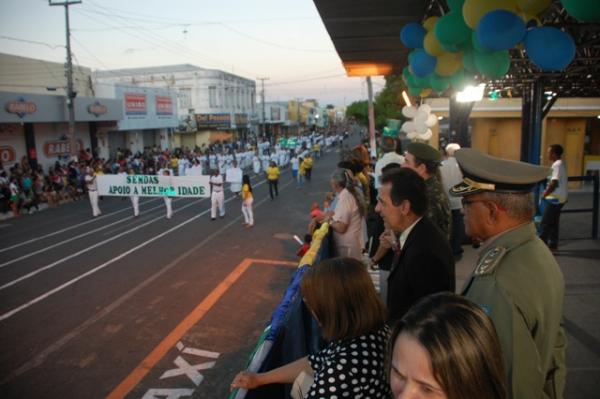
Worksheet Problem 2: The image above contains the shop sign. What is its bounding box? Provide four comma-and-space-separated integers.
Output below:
196, 113, 231, 129
44, 139, 84, 157
234, 113, 248, 126
87, 101, 108, 117
124, 93, 147, 115
0, 146, 16, 163
156, 96, 173, 116
5, 98, 37, 118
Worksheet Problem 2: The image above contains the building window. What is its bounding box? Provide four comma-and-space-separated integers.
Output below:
209, 86, 217, 108
179, 87, 191, 109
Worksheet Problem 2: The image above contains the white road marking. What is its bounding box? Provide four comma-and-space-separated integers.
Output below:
160, 357, 216, 385
0, 179, 275, 320
142, 388, 194, 399
0, 199, 179, 269
0, 198, 203, 291
0, 197, 162, 253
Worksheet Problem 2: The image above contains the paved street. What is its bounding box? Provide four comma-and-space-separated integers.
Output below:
0, 145, 344, 398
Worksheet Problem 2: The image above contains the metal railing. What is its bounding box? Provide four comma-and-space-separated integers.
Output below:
563, 174, 599, 239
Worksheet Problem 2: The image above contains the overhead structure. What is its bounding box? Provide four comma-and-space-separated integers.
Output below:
314, 0, 600, 97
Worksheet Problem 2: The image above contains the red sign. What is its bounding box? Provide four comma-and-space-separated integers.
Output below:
124, 93, 147, 115
0, 146, 16, 163
87, 102, 108, 117
43, 139, 84, 157
156, 95, 173, 116
5, 98, 37, 118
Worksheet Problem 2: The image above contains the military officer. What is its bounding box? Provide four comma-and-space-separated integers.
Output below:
402, 142, 451, 238
450, 148, 566, 399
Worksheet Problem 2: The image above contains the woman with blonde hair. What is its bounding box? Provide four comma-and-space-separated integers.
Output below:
231, 257, 391, 398
389, 292, 507, 399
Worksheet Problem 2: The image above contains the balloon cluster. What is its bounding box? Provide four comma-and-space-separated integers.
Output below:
399, 0, 585, 97
400, 104, 438, 141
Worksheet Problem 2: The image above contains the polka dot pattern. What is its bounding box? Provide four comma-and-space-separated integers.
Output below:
306, 325, 391, 398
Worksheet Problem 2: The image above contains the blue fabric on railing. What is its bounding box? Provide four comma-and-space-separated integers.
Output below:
266, 264, 310, 341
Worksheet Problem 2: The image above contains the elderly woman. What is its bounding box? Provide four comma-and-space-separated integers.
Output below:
231, 257, 391, 398
389, 293, 507, 399
324, 168, 367, 259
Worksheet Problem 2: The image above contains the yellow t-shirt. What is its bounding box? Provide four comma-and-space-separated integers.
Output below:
170, 158, 178, 168
299, 161, 306, 175
242, 183, 253, 200
267, 166, 280, 181
304, 157, 313, 169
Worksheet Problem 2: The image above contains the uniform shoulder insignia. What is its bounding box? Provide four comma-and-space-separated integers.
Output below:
475, 246, 508, 276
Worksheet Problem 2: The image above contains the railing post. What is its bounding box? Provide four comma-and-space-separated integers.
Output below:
593, 174, 599, 240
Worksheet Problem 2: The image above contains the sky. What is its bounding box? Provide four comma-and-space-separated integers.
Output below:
0, 0, 385, 107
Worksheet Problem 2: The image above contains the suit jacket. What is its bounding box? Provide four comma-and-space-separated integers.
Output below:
387, 217, 455, 323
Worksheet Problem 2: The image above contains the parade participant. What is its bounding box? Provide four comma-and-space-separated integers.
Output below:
231, 257, 391, 398
159, 167, 173, 219
389, 293, 507, 399
402, 142, 451, 239
266, 161, 280, 200
241, 174, 253, 227
127, 168, 140, 217
226, 160, 243, 197
252, 151, 261, 175
290, 152, 299, 181
450, 148, 566, 398
376, 168, 454, 323
177, 155, 188, 177
209, 168, 225, 220
540, 144, 568, 251
85, 167, 101, 217
186, 158, 203, 176
297, 157, 305, 189
303, 153, 313, 181
260, 151, 270, 172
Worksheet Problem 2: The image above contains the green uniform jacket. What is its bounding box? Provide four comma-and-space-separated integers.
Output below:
425, 176, 451, 239
462, 222, 566, 399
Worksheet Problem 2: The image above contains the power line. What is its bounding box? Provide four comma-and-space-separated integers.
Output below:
0, 35, 64, 50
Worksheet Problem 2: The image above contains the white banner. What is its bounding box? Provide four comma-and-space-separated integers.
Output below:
97, 175, 210, 198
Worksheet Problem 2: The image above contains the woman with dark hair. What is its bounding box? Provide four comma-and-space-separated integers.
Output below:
241, 174, 253, 227
325, 168, 367, 259
389, 293, 507, 399
231, 257, 391, 398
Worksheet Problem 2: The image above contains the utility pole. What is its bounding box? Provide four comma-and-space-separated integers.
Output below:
366, 76, 376, 158
49, 0, 81, 158
257, 77, 269, 140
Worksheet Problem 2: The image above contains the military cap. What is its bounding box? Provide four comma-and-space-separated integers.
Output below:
450, 148, 549, 196
406, 142, 443, 163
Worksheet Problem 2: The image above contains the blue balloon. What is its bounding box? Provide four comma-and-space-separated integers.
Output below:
524, 27, 576, 71
477, 10, 526, 51
400, 22, 426, 49
410, 49, 437, 77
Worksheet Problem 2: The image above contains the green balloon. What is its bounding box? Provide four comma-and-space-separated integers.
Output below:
463, 46, 477, 72
435, 12, 471, 49
471, 30, 493, 53
562, 0, 600, 22
474, 49, 511, 79
413, 73, 431, 87
429, 73, 450, 92
408, 86, 422, 96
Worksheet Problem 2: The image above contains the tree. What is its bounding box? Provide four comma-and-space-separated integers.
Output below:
345, 76, 406, 130
345, 100, 368, 125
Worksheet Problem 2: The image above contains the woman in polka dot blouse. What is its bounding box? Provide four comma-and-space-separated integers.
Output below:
231, 257, 391, 398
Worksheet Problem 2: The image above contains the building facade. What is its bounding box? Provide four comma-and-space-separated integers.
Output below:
94, 65, 257, 149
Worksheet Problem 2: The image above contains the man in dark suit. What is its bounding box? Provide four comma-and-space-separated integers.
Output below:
375, 168, 455, 323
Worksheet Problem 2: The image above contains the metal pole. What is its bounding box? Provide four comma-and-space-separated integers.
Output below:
49, 0, 81, 158
257, 77, 269, 140
296, 97, 301, 135
366, 76, 376, 158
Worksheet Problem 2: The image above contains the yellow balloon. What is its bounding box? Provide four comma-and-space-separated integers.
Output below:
435, 52, 463, 77
463, 0, 519, 29
420, 88, 432, 97
516, 0, 551, 15
518, 10, 542, 25
424, 31, 445, 56
423, 16, 439, 31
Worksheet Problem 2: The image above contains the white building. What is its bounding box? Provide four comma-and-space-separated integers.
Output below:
94, 65, 257, 149
263, 101, 291, 137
